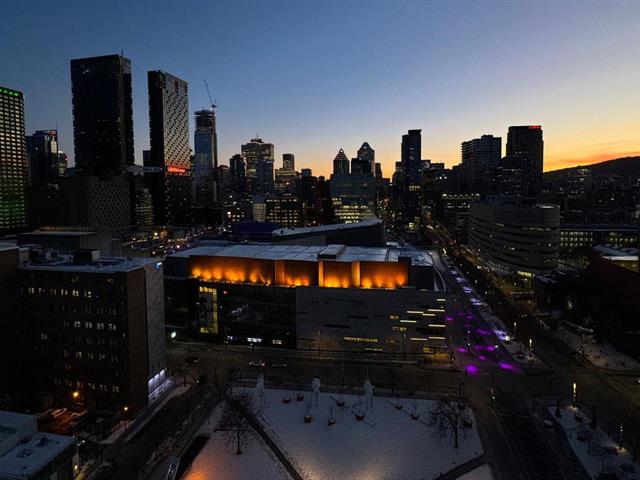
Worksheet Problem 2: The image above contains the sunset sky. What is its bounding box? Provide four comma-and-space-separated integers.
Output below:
2, 0, 639, 177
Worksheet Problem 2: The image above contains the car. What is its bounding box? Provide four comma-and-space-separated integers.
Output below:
462, 287, 472, 293
185, 356, 200, 365
455, 277, 464, 283
270, 360, 288, 368
249, 360, 266, 368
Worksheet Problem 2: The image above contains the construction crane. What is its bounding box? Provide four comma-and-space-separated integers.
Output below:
203, 80, 217, 111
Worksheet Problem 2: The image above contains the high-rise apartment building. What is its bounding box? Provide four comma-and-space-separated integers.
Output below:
147, 70, 191, 226
460, 134, 501, 195
506, 125, 544, 195
70, 54, 134, 176
0, 87, 28, 234
242, 138, 274, 194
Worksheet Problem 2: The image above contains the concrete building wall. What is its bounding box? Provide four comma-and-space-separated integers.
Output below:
144, 261, 167, 383
295, 287, 449, 355
468, 202, 559, 275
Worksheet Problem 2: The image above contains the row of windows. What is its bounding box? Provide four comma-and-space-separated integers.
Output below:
53, 378, 120, 392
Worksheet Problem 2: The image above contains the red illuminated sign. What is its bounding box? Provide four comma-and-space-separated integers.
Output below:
167, 166, 187, 174
528, 125, 541, 129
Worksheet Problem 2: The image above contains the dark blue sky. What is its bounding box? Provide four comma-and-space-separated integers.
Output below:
2, 0, 639, 175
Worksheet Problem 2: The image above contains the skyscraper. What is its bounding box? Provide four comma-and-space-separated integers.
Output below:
353, 142, 375, 175
401, 129, 422, 188
332, 148, 350, 175
282, 153, 295, 171
506, 125, 544, 195
242, 138, 274, 194
148, 70, 191, 225
275, 153, 297, 193
228, 154, 245, 194
0, 86, 28, 233
401, 129, 422, 225
194, 108, 218, 205
26, 130, 60, 187
460, 134, 501, 195
70, 54, 134, 176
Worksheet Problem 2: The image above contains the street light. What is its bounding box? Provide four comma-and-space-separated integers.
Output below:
572, 382, 577, 407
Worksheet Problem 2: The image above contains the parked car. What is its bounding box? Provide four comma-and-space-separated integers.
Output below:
270, 360, 288, 368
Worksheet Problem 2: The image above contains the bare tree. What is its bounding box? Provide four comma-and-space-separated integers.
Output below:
428, 399, 471, 449
220, 390, 255, 455
588, 429, 613, 476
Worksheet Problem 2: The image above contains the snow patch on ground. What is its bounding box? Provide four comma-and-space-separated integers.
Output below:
554, 325, 640, 371
548, 406, 639, 479
181, 404, 291, 480
458, 464, 494, 480
256, 388, 483, 480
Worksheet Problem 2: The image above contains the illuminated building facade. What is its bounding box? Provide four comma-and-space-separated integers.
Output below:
17, 251, 166, 414
0, 86, 28, 234
265, 195, 305, 227
329, 172, 376, 223
165, 242, 446, 354
148, 70, 191, 225
242, 138, 274, 194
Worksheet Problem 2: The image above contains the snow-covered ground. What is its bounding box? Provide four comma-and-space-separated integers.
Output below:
548, 406, 639, 479
181, 405, 291, 480
554, 324, 640, 371
255, 387, 484, 480
458, 464, 494, 480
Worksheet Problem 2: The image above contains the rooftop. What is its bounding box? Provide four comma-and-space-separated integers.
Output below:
272, 218, 382, 237
0, 411, 75, 479
21, 255, 160, 273
176, 242, 432, 266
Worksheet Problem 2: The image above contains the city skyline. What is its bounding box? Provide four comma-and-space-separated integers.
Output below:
2, 1, 640, 177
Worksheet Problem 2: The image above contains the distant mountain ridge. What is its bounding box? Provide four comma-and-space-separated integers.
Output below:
544, 156, 640, 181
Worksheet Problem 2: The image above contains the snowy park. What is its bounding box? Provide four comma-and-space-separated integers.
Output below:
251, 377, 485, 480
181, 375, 488, 480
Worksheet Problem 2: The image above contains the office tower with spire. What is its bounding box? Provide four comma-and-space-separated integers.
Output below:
332, 148, 350, 175
147, 70, 191, 225
242, 137, 274, 194
0, 86, 28, 233
70, 54, 134, 176
352, 142, 375, 175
